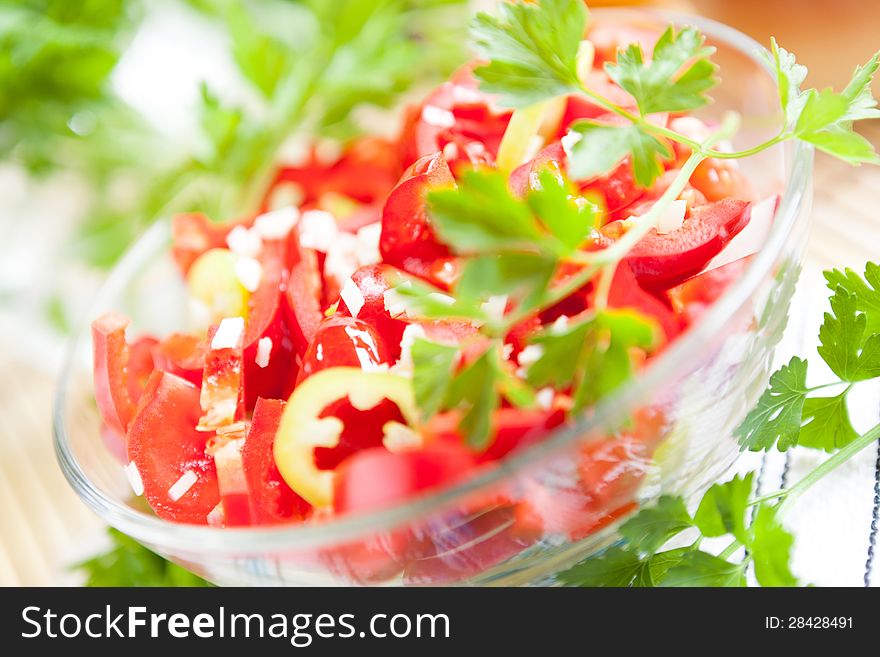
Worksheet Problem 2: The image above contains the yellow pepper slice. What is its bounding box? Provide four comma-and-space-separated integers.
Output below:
274, 367, 420, 509
187, 248, 250, 326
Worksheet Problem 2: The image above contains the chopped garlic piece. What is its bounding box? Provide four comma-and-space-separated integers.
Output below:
226, 225, 263, 257
340, 278, 365, 318
392, 323, 427, 376
206, 503, 225, 527
234, 256, 263, 292
383, 284, 410, 317
168, 470, 198, 502
481, 295, 508, 322
253, 206, 300, 240
211, 317, 245, 350
256, 337, 273, 368
323, 232, 360, 286
536, 387, 555, 411
125, 461, 144, 497
655, 199, 688, 235
299, 210, 338, 252
518, 344, 545, 368
382, 421, 422, 453
561, 130, 583, 158
550, 315, 570, 335
421, 105, 456, 128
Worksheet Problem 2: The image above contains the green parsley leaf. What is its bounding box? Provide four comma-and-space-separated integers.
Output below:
642, 547, 693, 586
824, 262, 880, 335
526, 319, 590, 389
693, 472, 753, 544
557, 545, 644, 587
567, 121, 672, 187
735, 356, 810, 451
225, 2, 302, 98
802, 125, 880, 165
389, 277, 488, 322
527, 169, 598, 253
573, 309, 659, 412
619, 495, 693, 554
659, 550, 746, 587
198, 84, 244, 165
444, 345, 503, 449
763, 37, 808, 125
772, 43, 880, 165
841, 52, 880, 121
528, 309, 659, 414
411, 338, 459, 421
818, 287, 880, 382
456, 253, 556, 311
428, 169, 545, 253
794, 88, 850, 136
750, 504, 799, 587
77, 528, 210, 587
798, 393, 858, 451
471, 0, 587, 108
604, 25, 717, 116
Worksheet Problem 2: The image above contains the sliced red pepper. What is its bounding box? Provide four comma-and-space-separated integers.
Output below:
241, 398, 311, 524
91, 312, 135, 437
127, 371, 220, 524
603, 262, 681, 343
668, 256, 753, 326
126, 335, 157, 407
198, 320, 245, 431
379, 151, 456, 287
283, 225, 324, 355
171, 213, 247, 274
398, 66, 511, 170
151, 332, 205, 386
335, 263, 410, 356
208, 432, 251, 527
241, 236, 296, 405
266, 137, 401, 211
333, 443, 477, 515
428, 407, 566, 463
297, 315, 392, 384
606, 198, 752, 291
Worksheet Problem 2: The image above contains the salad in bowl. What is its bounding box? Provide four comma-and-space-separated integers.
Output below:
55, 0, 878, 585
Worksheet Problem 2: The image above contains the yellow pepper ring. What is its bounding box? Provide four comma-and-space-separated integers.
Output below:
274, 367, 420, 509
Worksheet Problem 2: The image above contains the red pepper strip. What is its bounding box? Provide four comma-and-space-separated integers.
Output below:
127, 371, 220, 524
198, 320, 245, 431
241, 398, 311, 524
151, 332, 205, 386
91, 312, 135, 437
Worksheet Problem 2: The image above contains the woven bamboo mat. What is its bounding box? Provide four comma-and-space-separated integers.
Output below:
1, 124, 879, 587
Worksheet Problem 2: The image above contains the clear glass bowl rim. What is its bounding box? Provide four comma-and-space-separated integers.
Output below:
53, 8, 814, 555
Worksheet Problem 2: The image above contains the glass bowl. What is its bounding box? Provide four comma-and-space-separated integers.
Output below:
54, 8, 813, 586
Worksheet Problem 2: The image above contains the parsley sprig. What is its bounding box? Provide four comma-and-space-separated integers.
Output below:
737, 264, 880, 453
561, 261, 880, 587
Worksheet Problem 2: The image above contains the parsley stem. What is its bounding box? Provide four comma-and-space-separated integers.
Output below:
777, 420, 880, 517
745, 420, 880, 514
717, 539, 743, 561
576, 81, 787, 160
575, 85, 641, 124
